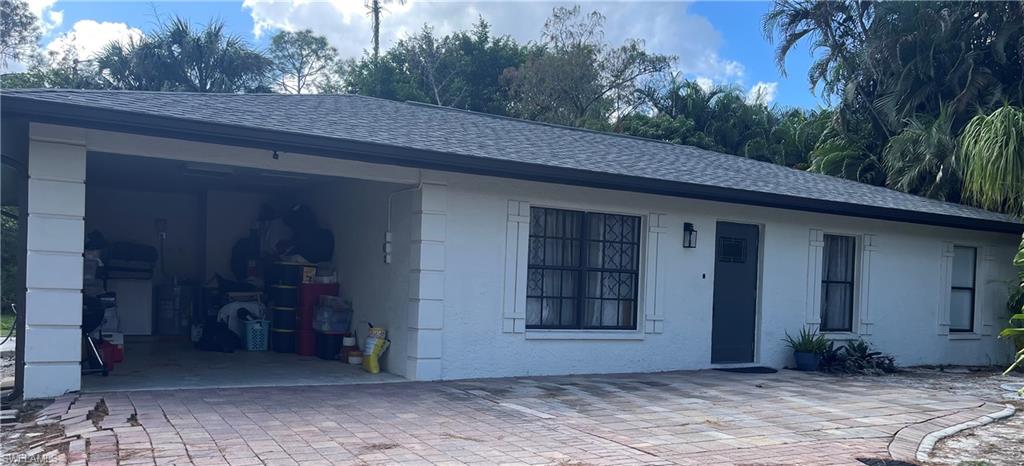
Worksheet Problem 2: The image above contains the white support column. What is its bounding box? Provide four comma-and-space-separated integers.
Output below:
406, 183, 446, 380
24, 124, 87, 399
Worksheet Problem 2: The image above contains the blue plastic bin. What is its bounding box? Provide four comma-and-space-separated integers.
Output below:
244, 320, 270, 351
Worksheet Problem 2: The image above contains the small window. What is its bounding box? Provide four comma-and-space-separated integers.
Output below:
950, 246, 977, 332
526, 207, 640, 330
820, 234, 856, 332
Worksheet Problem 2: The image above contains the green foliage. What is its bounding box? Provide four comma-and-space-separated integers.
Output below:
1000, 239, 1024, 383
345, 19, 525, 115
620, 76, 826, 168
765, 1, 1024, 194
819, 339, 897, 375
96, 17, 273, 92
782, 327, 828, 353
268, 29, 338, 94
0, 0, 40, 69
999, 314, 1024, 379
503, 6, 674, 129
882, 107, 961, 201
1, 206, 18, 317
809, 132, 885, 186
960, 105, 1024, 216
1, 42, 107, 89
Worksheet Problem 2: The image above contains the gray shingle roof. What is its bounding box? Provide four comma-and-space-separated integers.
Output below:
3, 89, 1019, 229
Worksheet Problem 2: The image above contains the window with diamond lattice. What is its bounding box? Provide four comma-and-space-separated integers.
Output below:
526, 207, 641, 330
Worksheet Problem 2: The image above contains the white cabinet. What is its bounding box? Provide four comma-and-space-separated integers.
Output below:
107, 279, 153, 335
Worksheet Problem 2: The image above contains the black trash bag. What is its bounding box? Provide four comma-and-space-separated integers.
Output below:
85, 230, 108, 250
196, 321, 242, 353
282, 204, 334, 262
295, 227, 334, 263
230, 230, 260, 281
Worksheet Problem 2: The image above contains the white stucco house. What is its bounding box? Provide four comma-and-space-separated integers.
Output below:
2, 90, 1021, 400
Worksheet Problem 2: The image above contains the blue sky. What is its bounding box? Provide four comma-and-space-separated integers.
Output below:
26, 0, 821, 109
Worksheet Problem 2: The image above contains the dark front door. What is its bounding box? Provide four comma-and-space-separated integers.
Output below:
711, 221, 760, 363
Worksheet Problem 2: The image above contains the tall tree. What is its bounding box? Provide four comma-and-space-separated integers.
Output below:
268, 29, 337, 94
1, 43, 106, 89
620, 75, 823, 169
764, 1, 1024, 193
344, 19, 524, 114
882, 107, 960, 201
402, 25, 468, 107
960, 105, 1024, 216
365, 0, 406, 62
0, 0, 40, 70
97, 17, 272, 93
504, 6, 673, 129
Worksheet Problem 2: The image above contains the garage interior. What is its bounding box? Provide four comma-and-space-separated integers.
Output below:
80, 152, 412, 391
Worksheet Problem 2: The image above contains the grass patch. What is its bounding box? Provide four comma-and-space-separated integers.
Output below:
1, 311, 15, 336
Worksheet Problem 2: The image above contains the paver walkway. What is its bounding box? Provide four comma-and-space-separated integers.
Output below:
11, 370, 1013, 465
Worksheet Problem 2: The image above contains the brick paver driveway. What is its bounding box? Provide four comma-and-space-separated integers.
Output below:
34, 370, 1011, 465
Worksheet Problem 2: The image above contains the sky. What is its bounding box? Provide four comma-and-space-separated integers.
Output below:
21, 0, 823, 109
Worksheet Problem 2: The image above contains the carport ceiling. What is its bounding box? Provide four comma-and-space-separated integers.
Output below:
87, 152, 336, 194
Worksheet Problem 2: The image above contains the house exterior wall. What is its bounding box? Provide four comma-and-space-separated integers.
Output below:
14, 122, 1020, 397
431, 171, 1019, 379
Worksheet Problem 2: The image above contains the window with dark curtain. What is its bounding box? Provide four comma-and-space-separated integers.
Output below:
820, 234, 856, 332
949, 246, 976, 332
526, 207, 640, 330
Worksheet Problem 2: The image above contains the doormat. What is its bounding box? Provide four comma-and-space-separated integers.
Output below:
856, 458, 916, 466
714, 367, 778, 374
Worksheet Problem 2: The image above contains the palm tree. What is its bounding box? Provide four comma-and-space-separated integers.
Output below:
960, 105, 1024, 216
808, 134, 884, 186
882, 107, 960, 201
97, 17, 272, 92
366, 0, 406, 62
960, 104, 1024, 386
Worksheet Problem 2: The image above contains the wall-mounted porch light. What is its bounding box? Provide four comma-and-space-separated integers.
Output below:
683, 222, 698, 248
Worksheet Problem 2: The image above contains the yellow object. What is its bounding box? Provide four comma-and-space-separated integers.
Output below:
362, 327, 389, 374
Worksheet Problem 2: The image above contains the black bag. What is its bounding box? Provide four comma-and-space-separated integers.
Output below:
196, 321, 242, 353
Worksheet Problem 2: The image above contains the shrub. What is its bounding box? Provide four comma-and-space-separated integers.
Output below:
782, 328, 829, 353
819, 339, 896, 375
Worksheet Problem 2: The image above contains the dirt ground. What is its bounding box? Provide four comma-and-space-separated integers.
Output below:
851, 366, 1024, 466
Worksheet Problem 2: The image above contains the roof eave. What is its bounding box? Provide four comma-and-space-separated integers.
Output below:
3, 94, 1022, 235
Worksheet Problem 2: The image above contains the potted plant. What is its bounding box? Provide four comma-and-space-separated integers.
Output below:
783, 328, 828, 371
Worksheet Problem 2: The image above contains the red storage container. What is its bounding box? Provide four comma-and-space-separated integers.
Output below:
297, 330, 315, 357
298, 283, 339, 330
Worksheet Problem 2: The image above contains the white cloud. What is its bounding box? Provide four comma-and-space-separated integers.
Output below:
45, 20, 144, 62
746, 81, 778, 105
243, 0, 749, 85
26, 0, 63, 34
694, 77, 714, 92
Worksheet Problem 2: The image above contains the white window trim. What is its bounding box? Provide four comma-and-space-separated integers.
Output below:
806, 229, 874, 336
524, 329, 645, 340
503, 200, 658, 338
